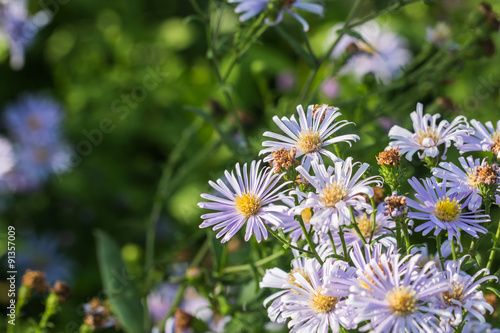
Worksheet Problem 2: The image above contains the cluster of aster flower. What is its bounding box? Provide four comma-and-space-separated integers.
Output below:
198, 102, 500, 332
0, 94, 70, 192
0, 0, 50, 70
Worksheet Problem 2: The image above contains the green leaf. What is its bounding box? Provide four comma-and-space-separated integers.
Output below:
274, 25, 317, 68
470, 250, 482, 266
491, 248, 500, 253
461, 259, 477, 272
94, 230, 144, 333
208, 230, 224, 273
485, 286, 500, 298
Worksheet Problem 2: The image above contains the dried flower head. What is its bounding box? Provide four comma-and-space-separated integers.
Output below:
312, 104, 336, 121
384, 193, 408, 217
376, 147, 402, 166
271, 147, 299, 173
478, 2, 500, 30
484, 293, 498, 318
84, 298, 116, 330
51, 281, 72, 303
22, 269, 49, 293
469, 163, 500, 186
174, 308, 194, 333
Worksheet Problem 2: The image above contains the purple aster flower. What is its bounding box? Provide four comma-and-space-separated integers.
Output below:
407, 177, 490, 250
432, 156, 500, 211
457, 119, 500, 158
0, 0, 50, 69
435, 256, 497, 327
260, 104, 359, 171
280, 257, 357, 332
4, 94, 64, 145
462, 320, 500, 333
228, 0, 324, 32
331, 210, 396, 251
198, 160, 291, 243
147, 283, 179, 324
347, 253, 451, 332
291, 158, 382, 233
388, 103, 471, 161
349, 242, 397, 273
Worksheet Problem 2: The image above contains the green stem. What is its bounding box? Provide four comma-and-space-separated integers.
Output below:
486, 219, 500, 271
298, 217, 324, 265
349, 207, 367, 245
264, 224, 314, 254
328, 230, 338, 255
436, 235, 445, 269
158, 284, 188, 332
345, 0, 420, 29
450, 239, 457, 262
338, 226, 349, 261
188, 0, 207, 19
369, 197, 377, 244
39, 293, 59, 329
401, 221, 411, 255
222, 249, 286, 274
295, 0, 365, 105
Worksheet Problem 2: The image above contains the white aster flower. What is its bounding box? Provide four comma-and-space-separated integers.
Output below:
329, 21, 412, 83
388, 102, 471, 161
260, 104, 359, 171
281, 258, 357, 332
348, 253, 451, 332
462, 320, 500, 333
291, 157, 382, 233
435, 257, 497, 327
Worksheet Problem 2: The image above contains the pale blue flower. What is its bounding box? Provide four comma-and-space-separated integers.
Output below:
228, 0, 323, 32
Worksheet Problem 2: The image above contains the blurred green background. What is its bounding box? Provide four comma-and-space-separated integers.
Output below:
0, 0, 499, 331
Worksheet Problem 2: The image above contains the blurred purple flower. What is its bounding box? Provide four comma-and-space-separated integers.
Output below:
147, 283, 179, 324
0, 0, 51, 69
4, 94, 64, 145
0, 136, 15, 178
16, 233, 74, 283
320, 77, 340, 99
276, 70, 295, 92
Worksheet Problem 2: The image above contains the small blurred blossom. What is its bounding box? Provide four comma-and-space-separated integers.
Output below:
16, 234, 74, 283
4, 94, 63, 145
320, 77, 340, 99
0, 136, 15, 177
0, 0, 51, 70
276, 70, 295, 92
426, 22, 452, 47
1, 94, 71, 192
330, 21, 412, 83
228, 0, 324, 32
378, 116, 394, 132
148, 283, 179, 324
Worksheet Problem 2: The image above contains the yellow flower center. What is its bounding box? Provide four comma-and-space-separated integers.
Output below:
320, 182, 347, 207
387, 287, 417, 316
443, 281, 465, 306
287, 268, 311, 292
356, 214, 377, 239
234, 192, 261, 218
301, 208, 312, 224
297, 128, 322, 154
311, 289, 338, 313
416, 129, 440, 146
491, 131, 500, 156
434, 197, 461, 222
